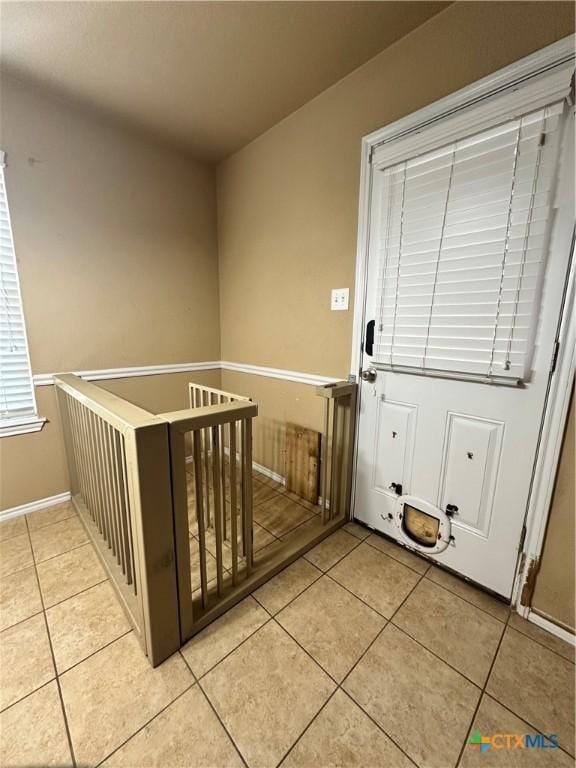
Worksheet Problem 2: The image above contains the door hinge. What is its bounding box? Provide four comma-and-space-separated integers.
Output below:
518, 523, 527, 552
368, 145, 375, 164
550, 340, 560, 373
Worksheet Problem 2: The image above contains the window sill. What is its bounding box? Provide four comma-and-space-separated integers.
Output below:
0, 416, 47, 438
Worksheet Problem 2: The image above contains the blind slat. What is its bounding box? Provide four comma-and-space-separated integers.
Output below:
373, 102, 564, 379
0, 162, 36, 420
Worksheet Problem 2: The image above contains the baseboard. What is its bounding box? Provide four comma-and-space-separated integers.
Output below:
0, 491, 72, 522
252, 460, 285, 486
185, 451, 286, 486
528, 610, 576, 647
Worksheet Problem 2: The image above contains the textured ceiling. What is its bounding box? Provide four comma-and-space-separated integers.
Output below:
0, 1, 449, 162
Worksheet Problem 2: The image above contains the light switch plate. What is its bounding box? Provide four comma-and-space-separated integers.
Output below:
331, 288, 349, 311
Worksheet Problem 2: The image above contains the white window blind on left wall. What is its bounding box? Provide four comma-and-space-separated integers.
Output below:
0, 151, 37, 427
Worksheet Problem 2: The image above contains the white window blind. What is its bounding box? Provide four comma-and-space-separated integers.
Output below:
0, 152, 37, 424
373, 100, 565, 381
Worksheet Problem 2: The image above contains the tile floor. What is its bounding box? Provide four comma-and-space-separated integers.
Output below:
0, 499, 575, 768
188, 468, 325, 597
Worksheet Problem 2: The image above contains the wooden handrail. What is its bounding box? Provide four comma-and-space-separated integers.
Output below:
55, 373, 163, 433
160, 401, 258, 432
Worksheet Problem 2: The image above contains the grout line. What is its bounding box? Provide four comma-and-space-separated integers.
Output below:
363, 531, 432, 577
24, 515, 78, 768
194, 616, 275, 683
276, 688, 341, 767
388, 618, 496, 690
263, 547, 429, 767
453, 610, 511, 768
25, 510, 77, 534
33, 540, 94, 569
423, 571, 510, 624
479, 692, 576, 761
0, 677, 58, 715
505, 620, 576, 664
56, 629, 134, 677
302, 532, 365, 573
42, 578, 110, 613
324, 571, 391, 622
93, 681, 196, 768
251, 563, 324, 617
178, 650, 250, 768
0, 608, 45, 635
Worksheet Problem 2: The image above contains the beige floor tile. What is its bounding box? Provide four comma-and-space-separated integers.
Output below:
508, 612, 575, 663
29, 516, 88, 563
283, 689, 413, 768
202, 621, 335, 768
202, 522, 276, 570
60, 632, 192, 766
329, 543, 420, 618
487, 627, 575, 756
366, 532, 430, 575
279, 514, 325, 543
253, 558, 321, 615
252, 479, 281, 506
344, 623, 480, 768
0, 681, 72, 767
181, 596, 269, 678
252, 471, 284, 493
0, 515, 27, 543
189, 537, 223, 589
102, 685, 243, 767
304, 529, 358, 571
26, 501, 77, 531
459, 694, 574, 768
47, 581, 131, 672
0, 533, 33, 578
0, 566, 42, 631
427, 566, 510, 622
36, 543, 106, 608
342, 521, 370, 540
254, 494, 314, 537
394, 579, 504, 686
0, 613, 55, 711
282, 489, 321, 513
277, 576, 385, 682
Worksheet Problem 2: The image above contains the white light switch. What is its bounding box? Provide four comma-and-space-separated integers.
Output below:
331, 288, 349, 311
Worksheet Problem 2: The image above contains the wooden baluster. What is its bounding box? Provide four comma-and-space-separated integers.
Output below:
229, 421, 238, 584
118, 433, 135, 589
211, 425, 224, 596
193, 431, 209, 608
202, 390, 212, 529
330, 400, 340, 520
242, 418, 254, 576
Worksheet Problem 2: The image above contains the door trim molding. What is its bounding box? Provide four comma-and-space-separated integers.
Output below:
512, 232, 575, 615
350, 35, 576, 607
350, 34, 575, 380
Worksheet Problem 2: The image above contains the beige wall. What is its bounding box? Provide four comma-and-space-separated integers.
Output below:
0, 370, 222, 511
1, 0, 574, 637
532, 394, 575, 632
217, 2, 574, 378
220, 370, 324, 479
215, 1, 575, 619
0, 75, 221, 510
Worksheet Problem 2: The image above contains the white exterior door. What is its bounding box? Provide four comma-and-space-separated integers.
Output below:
353, 69, 574, 598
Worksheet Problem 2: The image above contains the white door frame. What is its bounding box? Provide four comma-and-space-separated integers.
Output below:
349, 35, 575, 617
